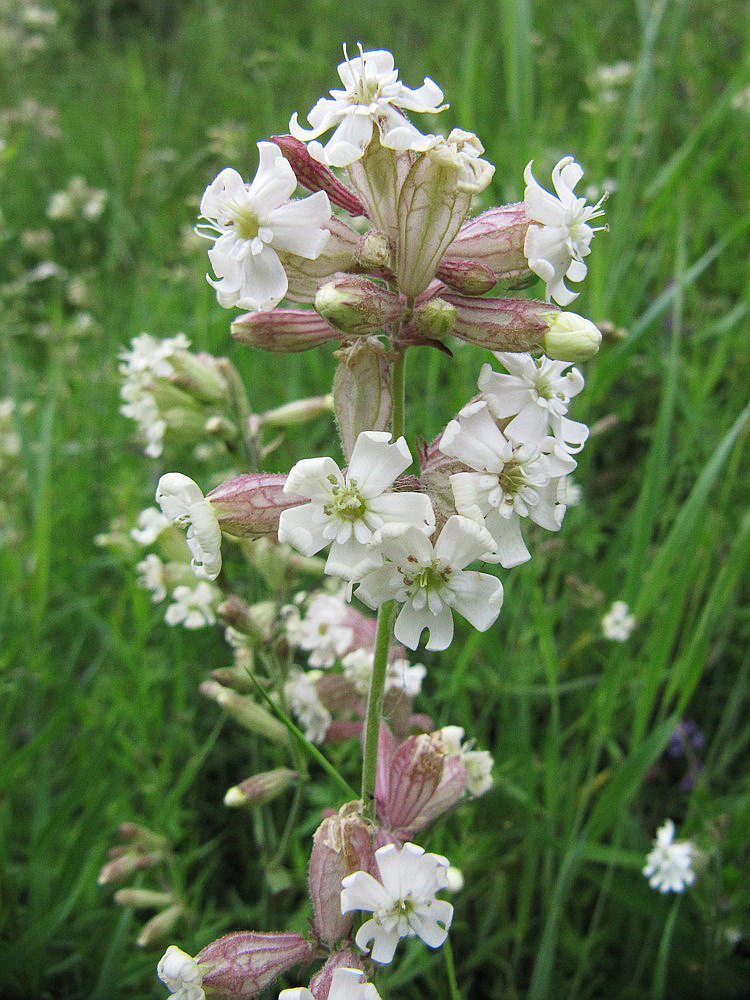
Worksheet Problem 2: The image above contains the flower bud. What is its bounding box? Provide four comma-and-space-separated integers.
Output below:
332, 338, 392, 462
136, 903, 184, 948
218, 596, 277, 643
114, 888, 175, 909
436, 293, 559, 352
169, 350, 230, 404
308, 804, 377, 946
409, 297, 456, 342
231, 310, 340, 353
97, 850, 164, 886
206, 473, 304, 539
355, 230, 391, 272
378, 733, 446, 831
314, 276, 404, 335
196, 931, 315, 999
435, 257, 498, 295
199, 680, 290, 746
257, 395, 332, 429
271, 135, 367, 217
441, 202, 530, 282
224, 768, 299, 808
542, 311, 602, 361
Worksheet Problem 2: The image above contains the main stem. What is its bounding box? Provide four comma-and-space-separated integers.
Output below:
360, 347, 407, 822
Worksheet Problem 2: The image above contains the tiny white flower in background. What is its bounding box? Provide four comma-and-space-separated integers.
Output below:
356, 515, 503, 652
523, 156, 606, 305
284, 591, 354, 667
278, 431, 435, 582
156, 945, 205, 1000
284, 668, 332, 744
119, 333, 190, 458
289, 45, 447, 168
136, 553, 168, 603
342, 647, 426, 698
156, 473, 222, 581
439, 725, 494, 797
131, 506, 171, 546
341, 841, 453, 964
445, 866, 465, 892
164, 581, 220, 629
279, 966, 381, 1000
198, 141, 331, 311
478, 352, 588, 453
643, 819, 697, 894
601, 600, 636, 641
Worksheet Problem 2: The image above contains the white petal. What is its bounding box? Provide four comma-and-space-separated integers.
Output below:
434, 515, 495, 570
267, 192, 332, 258
277, 503, 327, 556
235, 244, 288, 311
348, 432, 411, 497
368, 492, 435, 533
249, 141, 297, 209
449, 571, 504, 631
285, 456, 342, 500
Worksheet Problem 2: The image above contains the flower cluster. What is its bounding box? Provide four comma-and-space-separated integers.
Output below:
643, 819, 697, 894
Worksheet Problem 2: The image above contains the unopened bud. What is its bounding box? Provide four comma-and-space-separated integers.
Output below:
97, 850, 164, 886
410, 297, 456, 342
218, 596, 277, 642
442, 202, 529, 282
169, 350, 229, 404
332, 338, 392, 462
199, 680, 290, 746
309, 804, 377, 946
224, 768, 299, 808
271, 135, 367, 217
196, 931, 314, 998
231, 310, 340, 353
315, 276, 403, 335
258, 395, 332, 429
114, 888, 175, 909
437, 293, 558, 352
136, 904, 184, 948
355, 230, 391, 271
436, 257, 498, 295
542, 311, 602, 362
206, 473, 304, 539
204, 414, 238, 441
117, 822, 169, 852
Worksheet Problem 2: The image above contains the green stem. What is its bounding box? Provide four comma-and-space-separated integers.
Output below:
391, 349, 406, 441
443, 937, 462, 1000
360, 599, 395, 821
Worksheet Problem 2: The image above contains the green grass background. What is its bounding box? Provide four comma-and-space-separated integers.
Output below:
1, 0, 749, 997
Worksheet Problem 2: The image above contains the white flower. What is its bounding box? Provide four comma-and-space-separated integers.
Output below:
136, 553, 168, 602
289, 45, 447, 167
119, 333, 191, 458
156, 945, 205, 1000
342, 647, 426, 697
164, 581, 220, 629
355, 516, 503, 651
284, 668, 332, 744
643, 819, 696, 893
601, 600, 636, 641
341, 842, 454, 964
441, 401, 575, 567
438, 725, 494, 797
131, 506, 171, 546
198, 142, 331, 311
523, 156, 606, 305
279, 967, 381, 1000
278, 431, 435, 582
284, 591, 354, 667
478, 351, 588, 453
156, 473, 222, 581
428, 128, 495, 193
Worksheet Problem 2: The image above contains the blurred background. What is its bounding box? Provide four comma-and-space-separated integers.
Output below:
1, 0, 748, 997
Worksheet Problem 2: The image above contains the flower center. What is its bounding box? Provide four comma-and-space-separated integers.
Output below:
403, 558, 451, 593
498, 462, 526, 500
324, 478, 367, 521
234, 205, 261, 242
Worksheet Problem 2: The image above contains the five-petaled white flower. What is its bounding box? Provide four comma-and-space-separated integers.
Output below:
164, 581, 220, 629
278, 431, 435, 581
356, 515, 503, 651
157, 945, 205, 1000
279, 966, 382, 1000
341, 842, 454, 964
284, 591, 354, 667
478, 351, 589, 453
289, 45, 446, 168
156, 473, 222, 581
441, 401, 576, 567
643, 819, 697, 894
198, 142, 331, 311
523, 156, 606, 305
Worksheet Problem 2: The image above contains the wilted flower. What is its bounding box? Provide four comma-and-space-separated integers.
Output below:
643, 819, 697, 893
289, 45, 446, 167
198, 142, 331, 310
157, 946, 205, 1000
156, 474, 223, 581
523, 156, 606, 305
